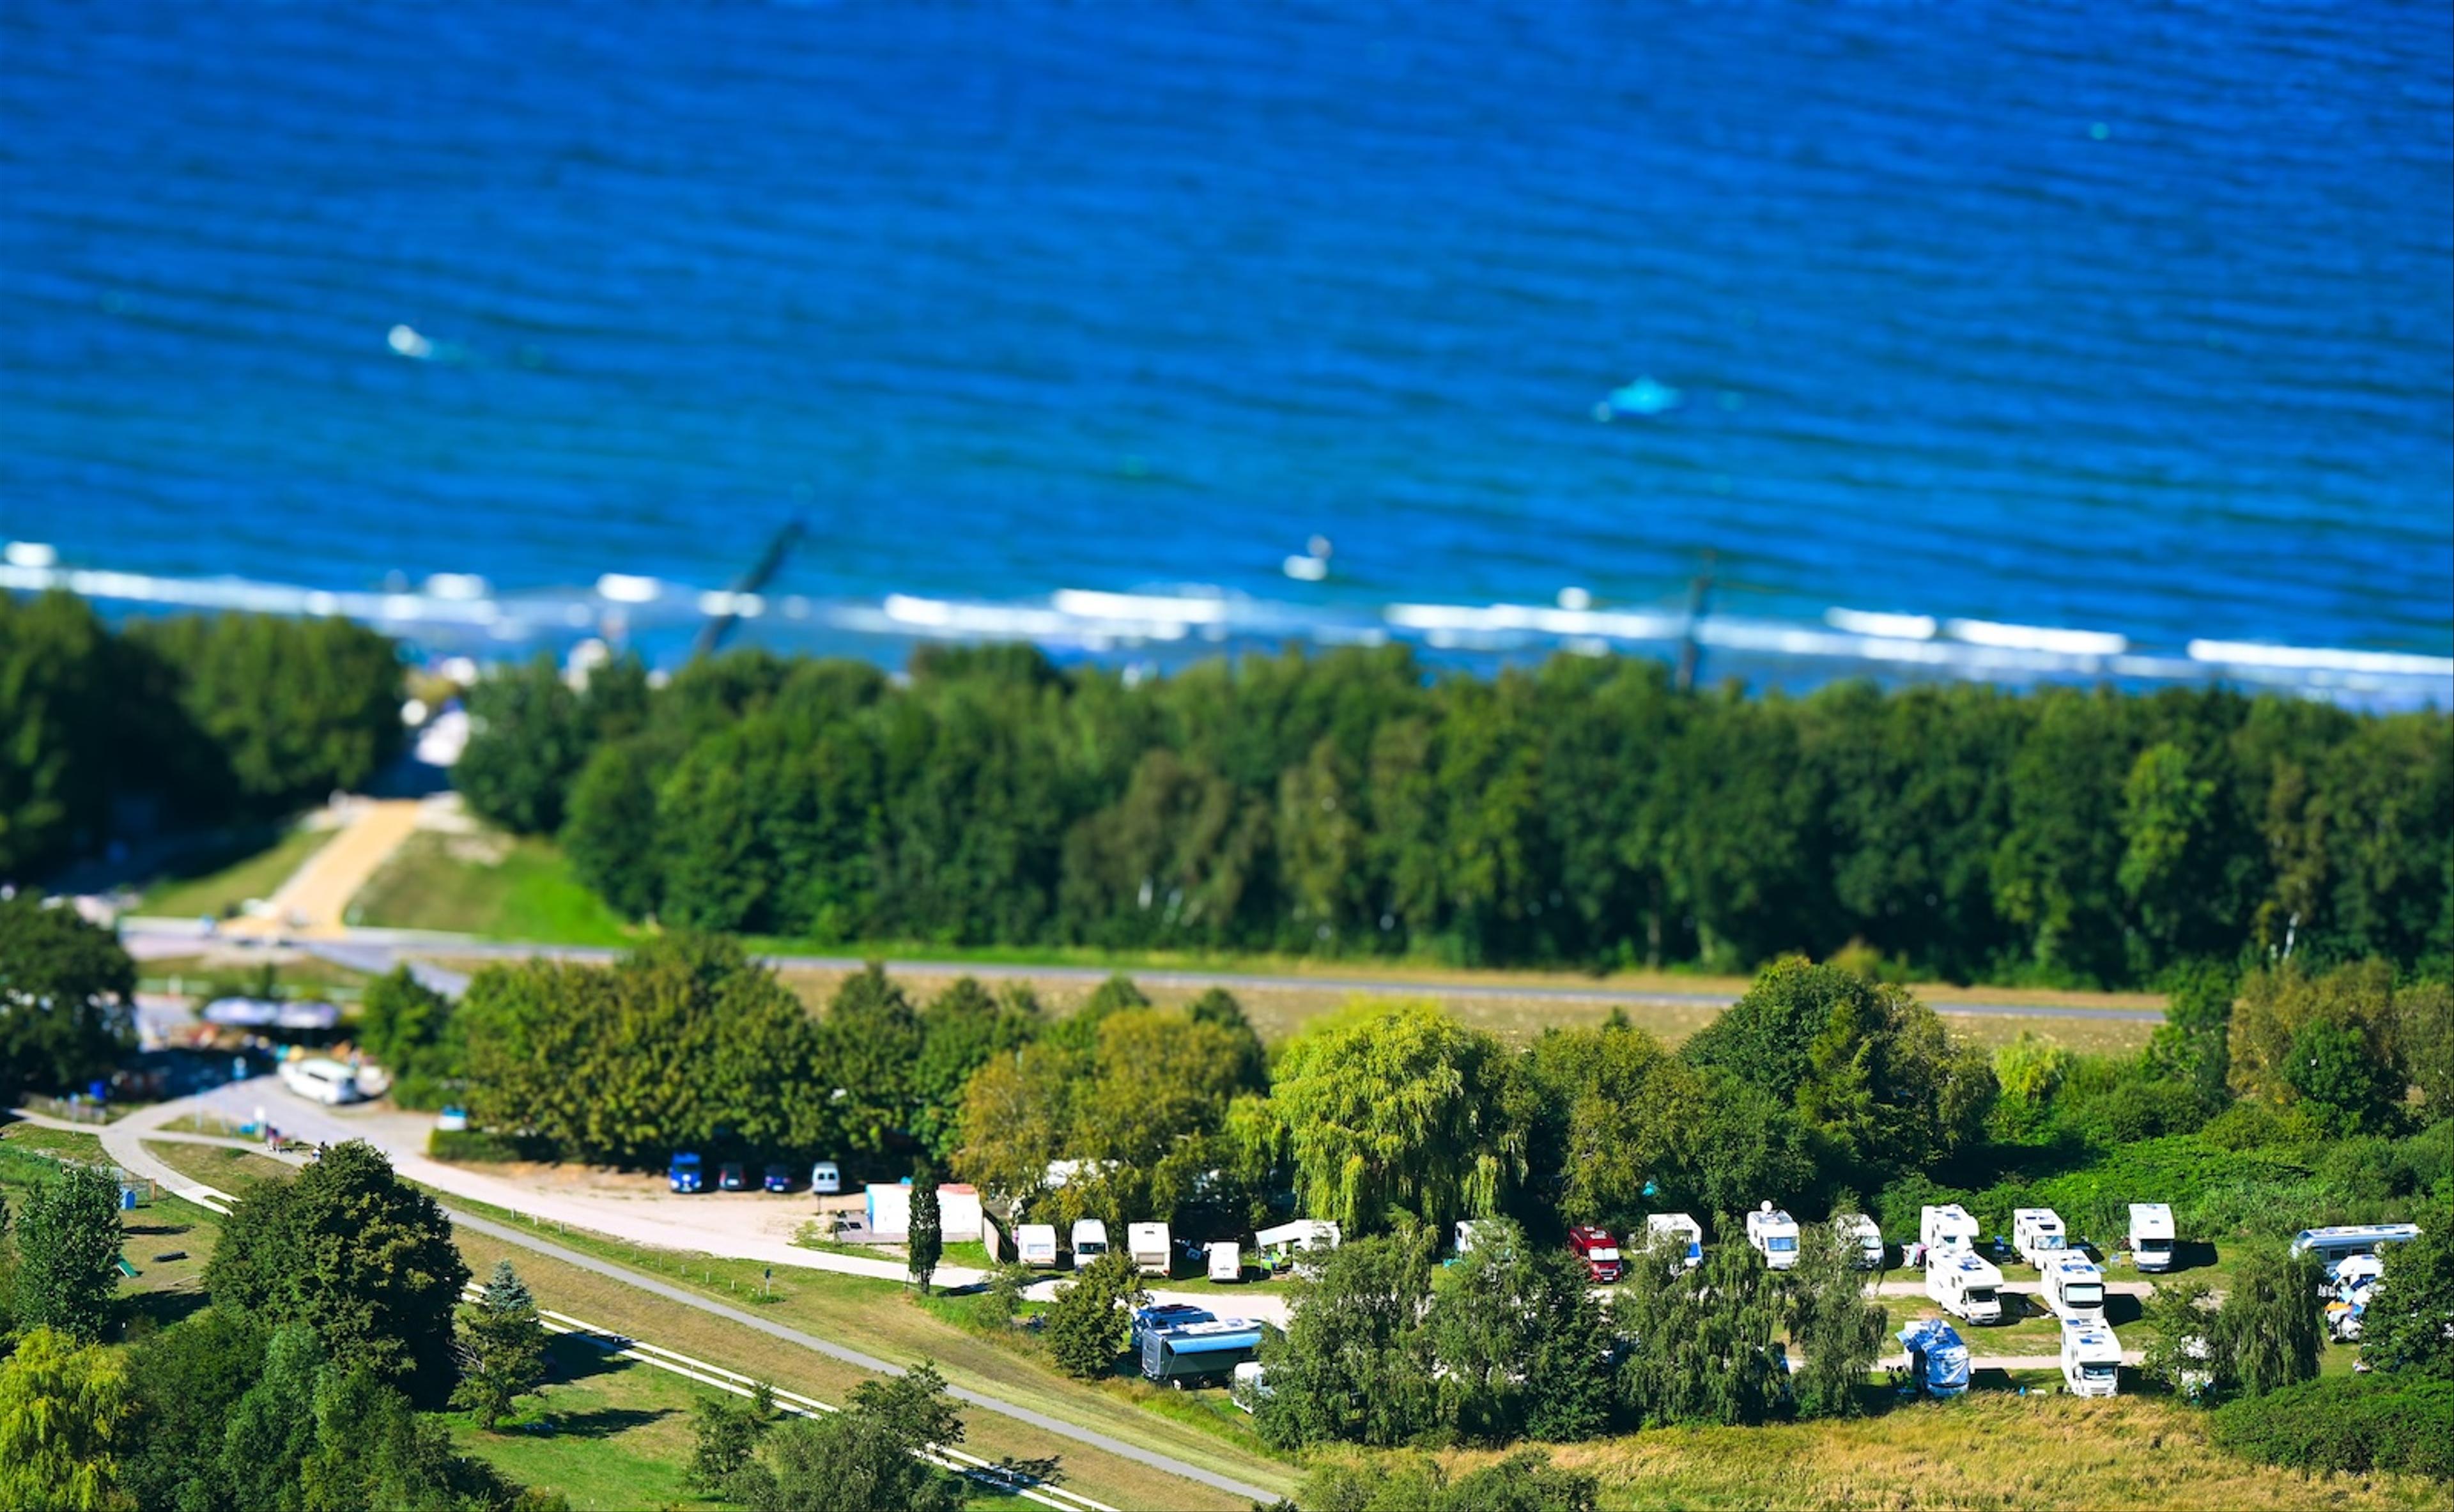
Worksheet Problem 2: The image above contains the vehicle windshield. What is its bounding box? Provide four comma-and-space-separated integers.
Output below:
2067, 1285, 2103, 1306
2081, 1364, 2115, 1380
1589, 1247, 1621, 1261
1769, 1236, 1797, 1251
1968, 1287, 1997, 1304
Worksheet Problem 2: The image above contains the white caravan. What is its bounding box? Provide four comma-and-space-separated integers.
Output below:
1921, 1203, 1982, 1258
1925, 1248, 2005, 1325
1071, 1219, 1111, 1265
1836, 1212, 1885, 1269
2290, 1224, 2421, 1276
1648, 1214, 1705, 1270
2128, 1204, 2176, 1271
1745, 1205, 1802, 1270
2041, 1252, 2108, 1323
1207, 1241, 1244, 1283
2060, 1322, 2123, 1397
1254, 1219, 1342, 1261
2013, 1208, 2069, 1268
1015, 1223, 1060, 1269
1127, 1222, 1172, 1276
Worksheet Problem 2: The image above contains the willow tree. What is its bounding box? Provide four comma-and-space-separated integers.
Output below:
1256, 1000, 1519, 1234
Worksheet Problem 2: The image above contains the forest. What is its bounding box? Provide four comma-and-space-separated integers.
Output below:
454, 640, 2453, 987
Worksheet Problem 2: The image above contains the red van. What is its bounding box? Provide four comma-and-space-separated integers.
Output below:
1568, 1224, 1626, 1283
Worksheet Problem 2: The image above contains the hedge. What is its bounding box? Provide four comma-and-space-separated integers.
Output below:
2209, 1375, 2454, 1481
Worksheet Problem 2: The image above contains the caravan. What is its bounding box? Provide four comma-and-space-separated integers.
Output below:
1127, 1222, 1172, 1276
1745, 1205, 1801, 1270
1836, 1213, 1885, 1269
1015, 1224, 1061, 1269
2290, 1224, 2420, 1277
2128, 1204, 2177, 1272
2041, 1252, 2108, 1323
1207, 1241, 1244, 1284
1254, 1219, 1341, 1268
2060, 1322, 2123, 1397
1071, 1219, 1111, 1265
1131, 1304, 1265, 1387
2013, 1208, 2069, 1268
1647, 1214, 1704, 1270
1925, 1248, 2005, 1325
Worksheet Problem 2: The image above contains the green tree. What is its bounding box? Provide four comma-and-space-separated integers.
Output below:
909, 978, 1039, 1160
204, 1140, 472, 1401
2138, 1276, 2220, 1400
817, 964, 923, 1153
0, 891, 135, 1108
2214, 1248, 2325, 1399
2281, 1017, 2401, 1136
121, 1306, 268, 1512
1184, 986, 1268, 1092
1254, 1227, 1440, 1448
1045, 1250, 1144, 1380
453, 1261, 548, 1430
2118, 741, 2221, 962
1301, 1451, 1600, 1512
1784, 1219, 1885, 1418
1255, 1001, 1519, 1235
0, 1327, 134, 1512
561, 737, 667, 920
454, 656, 588, 834
214, 1322, 326, 1512
1520, 1022, 1705, 1229
907, 1161, 943, 1294
2361, 1199, 2454, 1378
1423, 1219, 1616, 1442
688, 1384, 775, 1493
12, 1162, 121, 1343
2151, 958, 2239, 1108
735, 1362, 966, 1512
1617, 1237, 1787, 1427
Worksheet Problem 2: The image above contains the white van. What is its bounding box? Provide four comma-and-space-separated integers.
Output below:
1648, 1214, 1704, 1270
2041, 1251, 2108, 1323
1015, 1223, 1061, 1269
810, 1161, 842, 1194
279, 1057, 362, 1106
2013, 1208, 2069, 1268
1745, 1205, 1801, 1270
2128, 1204, 2176, 1272
1835, 1213, 1885, 1269
1127, 1221, 1172, 1276
1071, 1219, 1111, 1265
1925, 1249, 2005, 1325
1207, 1241, 1242, 1283
1920, 1204, 1981, 1258
2060, 1322, 2122, 1397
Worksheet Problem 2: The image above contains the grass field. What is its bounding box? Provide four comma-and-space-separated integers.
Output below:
350, 829, 635, 944
0, 1121, 224, 1335
141, 1138, 301, 1189
135, 950, 374, 1003
448, 1334, 723, 1512
137, 824, 333, 918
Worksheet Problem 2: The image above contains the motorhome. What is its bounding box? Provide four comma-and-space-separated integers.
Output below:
1745, 1205, 1801, 1270
2060, 1322, 2124, 1397
1072, 1219, 1111, 1265
1647, 1214, 1704, 1270
863, 1182, 984, 1242
279, 1057, 363, 1106
1207, 1241, 1244, 1283
2041, 1252, 2108, 1323
2013, 1208, 2069, 1268
1127, 1222, 1172, 1276
1895, 1317, 1971, 1398
1567, 1225, 1626, 1283
1920, 1203, 1981, 1258
2289, 1224, 2421, 1276
1836, 1212, 1885, 1269
1925, 1248, 2005, 1325
1130, 1304, 1263, 1387
2128, 1204, 2176, 1272
1015, 1223, 1061, 1269
1254, 1219, 1342, 1265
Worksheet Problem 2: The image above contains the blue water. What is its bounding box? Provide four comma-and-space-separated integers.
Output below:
3, 1, 2450, 693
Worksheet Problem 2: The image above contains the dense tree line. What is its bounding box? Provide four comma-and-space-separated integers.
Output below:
0, 592, 404, 880
0, 892, 134, 1109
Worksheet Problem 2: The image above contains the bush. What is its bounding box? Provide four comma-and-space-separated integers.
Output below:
427, 1128, 542, 1164
2210, 1375, 2454, 1481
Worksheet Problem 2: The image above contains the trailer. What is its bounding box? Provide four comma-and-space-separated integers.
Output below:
1254, 1219, 1342, 1266
1015, 1223, 1061, 1269
2041, 1251, 2108, 1323
1131, 1304, 1264, 1387
863, 1182, 984, 1242
1925, 1248, 2005, 1324
2289, 1224, 2420, 1276
1127, 1221, 1172, 1276
1745, 1205, 1802, 1270
1920, 1204, 1981, 1258
2060, 1322, 2123, 1397
1646, 1214, 1704, 1270
1836, 1212, 1885, 1269
1072, 1219, 1111, 1265
2127, 1204, 2176, 1272
1895, 1316, 1970, 1398
2013, 1208, 2069, 1268
1207, 1241, 1244, 1283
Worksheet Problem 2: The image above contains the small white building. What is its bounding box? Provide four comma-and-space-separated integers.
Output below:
862, 1182, 983, 1242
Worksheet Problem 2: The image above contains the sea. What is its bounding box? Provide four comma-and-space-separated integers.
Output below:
3, 1, 2450, 706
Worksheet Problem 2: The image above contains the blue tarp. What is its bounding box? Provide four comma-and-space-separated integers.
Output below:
1896, 1317, 1971, 1393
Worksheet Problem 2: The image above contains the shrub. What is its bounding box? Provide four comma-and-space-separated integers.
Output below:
428, 1129, 543, 1164
2210, 1375, 2454, 1481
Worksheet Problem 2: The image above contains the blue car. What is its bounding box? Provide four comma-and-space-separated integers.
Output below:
668, 1152, 704, 1193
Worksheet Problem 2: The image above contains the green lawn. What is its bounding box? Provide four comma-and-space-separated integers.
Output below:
0, 1123, 224, 1336
449, 1334, 723, 1512
348, 830, 634, 943
137, 825, 332, 919
137, 952, 374, 1003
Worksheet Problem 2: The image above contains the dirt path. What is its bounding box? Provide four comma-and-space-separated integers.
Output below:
217, 799, 424, 939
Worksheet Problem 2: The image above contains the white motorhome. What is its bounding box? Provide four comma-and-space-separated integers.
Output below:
2060, 1322, 2123, 1397
2041, 1251, 2108, 1323
1925, 1249, 2005, 1325
1207, 1241, 1243, 1283
1015, 1223, 1060, 1269
1127, 1222, 1172, 1276
1647, 1214, 1704, 1270
1455, 1219, 1490, 1255
1835, 1212, 1885, 1269
1071, 1219, 1111, 1265
1254, 1219, 1341, 1265
1745, 1205, 1801, 1270
2289, 1224, 2421, 1276
279, 1057, 363, 1106
2128, 1204, 2176, 1272
2014, 1208, 2069, 1268
1920, 1203, 1981, 1259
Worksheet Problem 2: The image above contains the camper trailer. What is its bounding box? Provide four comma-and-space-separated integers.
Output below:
1207, 1241, 1244, 1283
2060, 1322, 2124, 1397
1920, 1204, 1981, 1259
1015, 1223, 1061, 1269
1836, 1213, 1885, 1269
1131, 1304, 1263, 1387
863, 1182, 984, 1242
2014, 1208, 2069, 1268
1895, 1317, 1971, 1398
1254, 1220, 1341, 1272
2289, 1224, 2421, 1276
1072, 1219, 1111, 1265
2128, 1204, 2177, 1272
1127, 1222, 1172, 1276
1647, 1214, 1704, 1270
1745, 1206, 1802, 1270
2041, 1252, 2108, 1323
1925, 1248, 2005, 1325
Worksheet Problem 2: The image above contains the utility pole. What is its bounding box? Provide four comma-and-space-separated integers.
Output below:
1675, 550, 1717, 693
691, 519, 806, 661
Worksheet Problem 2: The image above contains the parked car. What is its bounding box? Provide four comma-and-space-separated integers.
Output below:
1567, 1225, 1626, 1283
718, 1162, 748, 1192
762, 1163, 796, 1193
668, 1152, 705, 1194
810, 1161, 842, 1194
